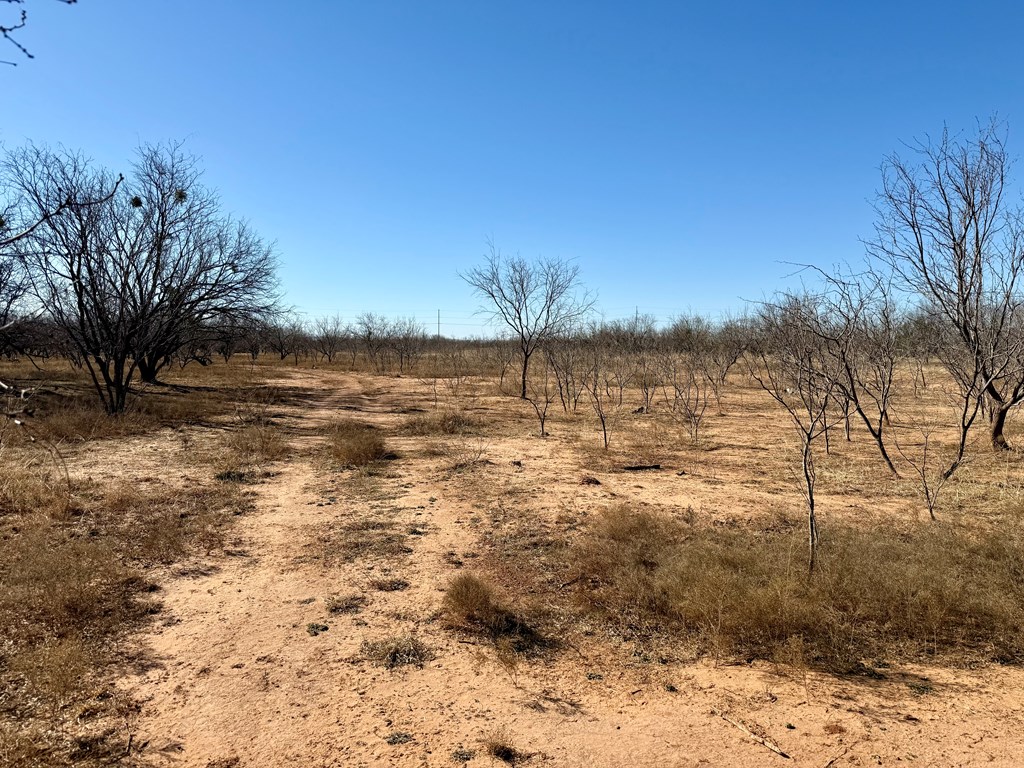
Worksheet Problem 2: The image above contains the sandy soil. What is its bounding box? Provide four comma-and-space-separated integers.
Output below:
118, 369, 1024, 767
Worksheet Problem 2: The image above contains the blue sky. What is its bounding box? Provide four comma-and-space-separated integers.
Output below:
3, 1, 1022, 335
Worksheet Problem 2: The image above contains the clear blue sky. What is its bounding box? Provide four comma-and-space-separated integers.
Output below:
4, 1, 1022, 335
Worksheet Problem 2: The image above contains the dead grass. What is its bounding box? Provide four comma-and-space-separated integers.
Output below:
213, 388, 290, 474
309, 516, 411, 565
325, 594, 368, 614
402, 408, 480, 436
429, 435, 490, 473
28, 387, 234, 444
574, 505, 1024, 671
221, 424, 288, 466
481, 728, 521, 764
0, 476, 248, 765
0, 448, 69, 518
443, 573, 544, 653
360, 635, 435, 668
324, 419, 391, 467
369, 577, 410, 592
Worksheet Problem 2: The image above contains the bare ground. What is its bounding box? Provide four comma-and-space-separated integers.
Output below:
117, 369, 1024, 767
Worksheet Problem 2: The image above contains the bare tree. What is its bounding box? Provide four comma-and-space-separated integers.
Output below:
312, 314, 348, 364
749, 294, 844, 572
801, 268, 902, 476
5, 142, 278, 412
666, 314, 746, 414
659, 349, 711, 444
580, 330, 615, 449
546, 333, 588, 413
462, 242, 593, 399
524, 352, 556, 437
868, 119, 1024, 450
264, 317, 307, 365
356, 311, 390, 372
388, 316, 428, 373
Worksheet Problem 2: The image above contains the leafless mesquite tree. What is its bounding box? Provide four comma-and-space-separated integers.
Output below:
462, 243, 594, 399
666, 314, 746, 414
580, 331, 615, 449
659, 349, 711, 444
524, 354, 556, 437
868, 119, 1024, 451
5, 142, 279, 413
545, 335, 588, 413
312, 314, 349, 364
800, 267, 902, 476
892, 317, 993, 519
749, 294, 844, 572
388, 317, 429, 373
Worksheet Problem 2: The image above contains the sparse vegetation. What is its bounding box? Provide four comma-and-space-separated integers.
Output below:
369, 577, 410, 592
0, 477, 247, 764
311, 516, 410, 564
574, 506, 1024, 671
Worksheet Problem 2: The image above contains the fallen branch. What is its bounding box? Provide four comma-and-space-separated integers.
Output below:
623, 463, 661, 471
714, 709, 790, 759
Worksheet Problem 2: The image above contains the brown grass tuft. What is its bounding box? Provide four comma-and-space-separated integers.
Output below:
325, 594, 368, 614
443, 573, 543, 652
481, 728, 521, 764
360, 635, 435, 668
402, 409, 480, 436
312, 516, 410, 564
325, 419, 391, 467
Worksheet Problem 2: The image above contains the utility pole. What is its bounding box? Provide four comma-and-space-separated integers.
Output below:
437, 309, 441, 340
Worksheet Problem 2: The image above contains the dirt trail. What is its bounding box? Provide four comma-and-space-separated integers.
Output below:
125, 372, 1024, 767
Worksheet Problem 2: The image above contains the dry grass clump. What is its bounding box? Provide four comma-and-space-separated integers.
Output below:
402, 409, 480, 436
360, 635, 435, 668
325, 594, 368, 614
574, 506, 1024, 671
369, 577, 410, 592
481, 728, 521, 764
213, 389, 290, 476
221, 423, 288, 467
94, 483, 246, 564
428, 436, 489, 473
443, 573, 543, 653
324, 419, 391, 467
0, 451, 69, 518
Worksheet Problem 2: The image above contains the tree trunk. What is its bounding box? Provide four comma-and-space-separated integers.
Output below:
520, 349, 531, 399
802, 436, 818, 574
991, 405, 1011, 451
138, 356, 160, 384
